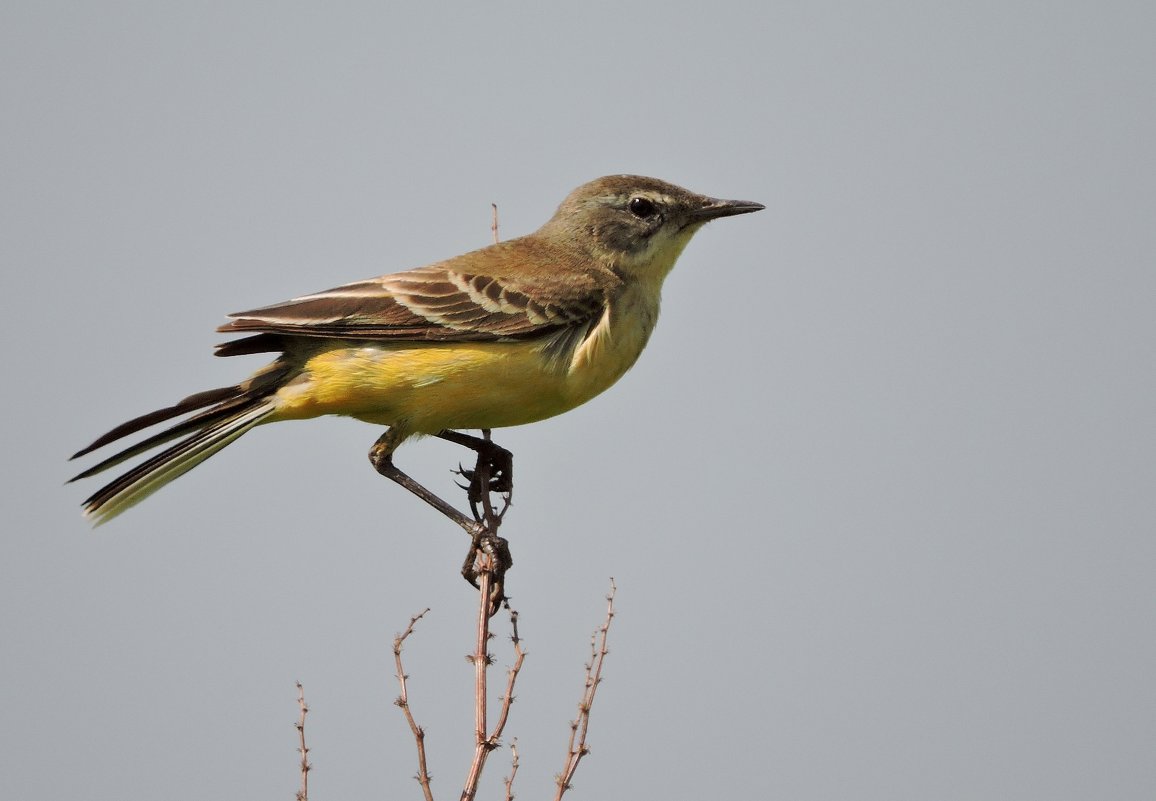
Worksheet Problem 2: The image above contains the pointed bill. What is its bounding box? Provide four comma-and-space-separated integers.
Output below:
689, 196, 766, 222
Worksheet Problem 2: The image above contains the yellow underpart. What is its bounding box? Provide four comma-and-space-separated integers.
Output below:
274, 340, 569, 431
267, 279, 662, 436
269, 338, 623, 439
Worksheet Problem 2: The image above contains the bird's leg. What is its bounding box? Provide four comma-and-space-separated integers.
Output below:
368, 427, 484, 539
369, 427, 511, 615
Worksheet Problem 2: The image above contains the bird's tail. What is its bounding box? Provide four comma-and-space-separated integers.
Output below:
70, 363, 291, 525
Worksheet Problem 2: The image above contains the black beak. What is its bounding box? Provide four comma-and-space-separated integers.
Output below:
690, 196, 766, 222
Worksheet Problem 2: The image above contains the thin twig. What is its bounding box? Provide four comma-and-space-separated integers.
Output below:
461, 564, 496, 801
503, 739, 520, 801
394, 609, 435, 801
295, 682, 310, 801
491, 606, 526, 742
459, 434, 522, 799
491, 203, 500, 244
554, 579, 617, 799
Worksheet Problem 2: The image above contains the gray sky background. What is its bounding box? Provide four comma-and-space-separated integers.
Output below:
3, 3, 1154, 799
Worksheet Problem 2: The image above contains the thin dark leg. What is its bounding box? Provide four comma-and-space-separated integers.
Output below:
369, 428, 484, 538
368, 427, 513, 615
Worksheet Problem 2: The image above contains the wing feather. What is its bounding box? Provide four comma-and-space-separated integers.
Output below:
217, 238, 619, 346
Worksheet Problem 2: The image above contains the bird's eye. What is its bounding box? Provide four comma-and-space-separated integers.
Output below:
628, 196, 657, 218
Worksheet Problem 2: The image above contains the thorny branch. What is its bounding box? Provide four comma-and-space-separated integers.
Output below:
554, 579, 617, 800
295, 682, 310, 801
389, 578, 615, 800
394, 609, 435, 801
461, 558, 525, 801
503, 739, 520, 801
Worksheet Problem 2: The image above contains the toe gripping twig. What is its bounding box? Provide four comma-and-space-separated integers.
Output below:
452, 429, 513, 616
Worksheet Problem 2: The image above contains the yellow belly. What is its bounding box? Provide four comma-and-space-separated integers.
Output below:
272, 341, 567, 430
267, 302, 653, 435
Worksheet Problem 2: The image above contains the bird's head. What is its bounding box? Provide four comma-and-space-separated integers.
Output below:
540, 175, 763, 281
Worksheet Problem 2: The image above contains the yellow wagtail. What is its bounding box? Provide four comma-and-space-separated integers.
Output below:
71, 175, 763, 526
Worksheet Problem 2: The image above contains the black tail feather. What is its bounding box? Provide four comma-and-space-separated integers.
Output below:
71, 385, 239, 460
79, 399, 275, 524
68, 394, 255, 482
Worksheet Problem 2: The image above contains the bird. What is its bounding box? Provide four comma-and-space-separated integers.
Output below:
70, 175, 763, 527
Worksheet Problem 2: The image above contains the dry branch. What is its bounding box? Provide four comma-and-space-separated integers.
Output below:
461, 553, 525, 800
393, 609, 435, 801
554, 579, 617, 799
295, 682, 310, 801
503, 739, 520, 801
